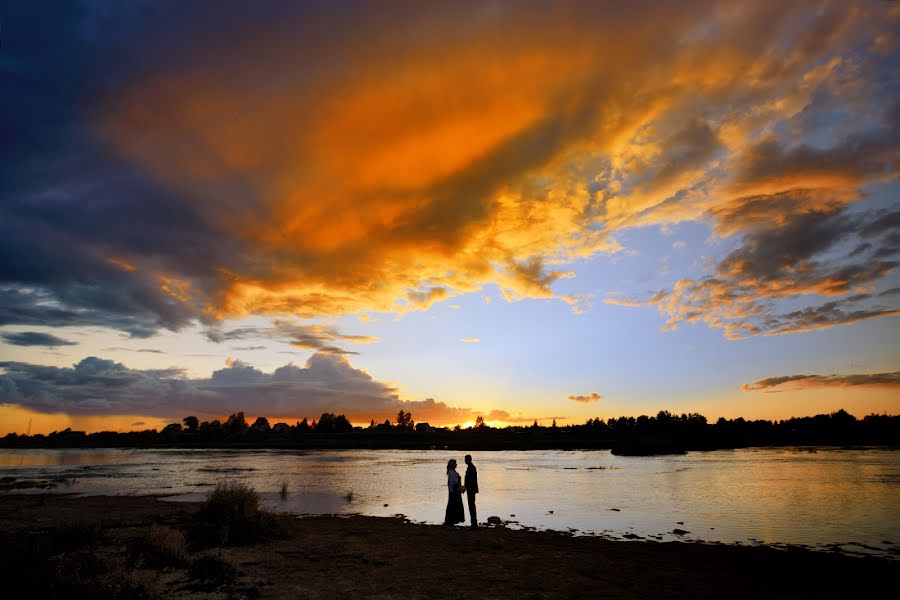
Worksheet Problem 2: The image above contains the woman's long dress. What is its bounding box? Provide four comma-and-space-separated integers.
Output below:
444, 471, 465, 525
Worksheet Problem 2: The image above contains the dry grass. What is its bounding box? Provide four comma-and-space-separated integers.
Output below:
192, 480, 280, 546
204, 480, 259, 518
188, 554, 239, 591
139, 524, 187, 566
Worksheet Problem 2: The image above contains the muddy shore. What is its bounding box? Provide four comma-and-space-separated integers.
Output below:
1, 494, 897, 599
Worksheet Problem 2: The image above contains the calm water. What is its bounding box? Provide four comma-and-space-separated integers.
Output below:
2, 448, 898, 558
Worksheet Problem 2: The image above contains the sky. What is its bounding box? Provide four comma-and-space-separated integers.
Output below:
1, 0, 899, 435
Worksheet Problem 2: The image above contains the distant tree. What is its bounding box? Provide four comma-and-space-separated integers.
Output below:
453, 424, 462, 432
333, 414, 353, 433
225, 412, 248, 435
313, 412, 353, 433
369, 419, 376, 429
200, 419, 222, 433
251, 416, 271, 432
296, 417, 311, 433
551, 418, 557, 429
183, 416, 199, 432
532, 419, 539, 429
396, 410, 414, 430
316, 413, 335, 433
475, 416, 486, 429
161, 423, 182, 435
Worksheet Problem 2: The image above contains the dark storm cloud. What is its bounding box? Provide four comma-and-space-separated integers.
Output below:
731, 97, 900, 196
1, 1, 270, 337
714, 204, 899, 291
612, 198, 900, 339
204, 320, 379, 355
640, 118, 723, 192
0, 352, 490, 424
0, 331, 77, 347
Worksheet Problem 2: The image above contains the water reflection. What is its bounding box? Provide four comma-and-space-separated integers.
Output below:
0, 447, 897, 558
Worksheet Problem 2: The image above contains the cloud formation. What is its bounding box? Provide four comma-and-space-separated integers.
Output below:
0, 331, 77, 347
743, 371, 900, 392
610, 201, 900, 339
205, 319, 379, 355
2, 1, 897, 341
568, 392, 602, 403
0, 352, 499, 425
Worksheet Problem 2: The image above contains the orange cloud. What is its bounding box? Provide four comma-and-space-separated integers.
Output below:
743, 371, 900, 392
89, 1, 898, 338
568, 392, 603, 403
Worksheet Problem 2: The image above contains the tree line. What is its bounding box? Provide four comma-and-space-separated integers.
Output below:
1, 408, 897, 453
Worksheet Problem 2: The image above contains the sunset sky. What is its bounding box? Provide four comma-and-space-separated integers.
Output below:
1, 0, 899, 435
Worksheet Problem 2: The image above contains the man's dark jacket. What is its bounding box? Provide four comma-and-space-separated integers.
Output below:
465, 463, 478, 494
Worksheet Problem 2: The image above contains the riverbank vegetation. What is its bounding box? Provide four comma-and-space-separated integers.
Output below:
1, 409, 897, 453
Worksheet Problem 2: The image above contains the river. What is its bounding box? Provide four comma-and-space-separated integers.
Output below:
1, 447, 897, 558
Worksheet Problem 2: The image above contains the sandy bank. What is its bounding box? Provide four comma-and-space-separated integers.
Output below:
0, 494, 897, 599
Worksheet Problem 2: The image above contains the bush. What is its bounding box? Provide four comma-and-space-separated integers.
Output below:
49, 521, 102, 552
193, 480, 269, 546
188, 554, 238, 591
204, 480, 259, 520
0, 529, 156, 600
133, 524, 187, 567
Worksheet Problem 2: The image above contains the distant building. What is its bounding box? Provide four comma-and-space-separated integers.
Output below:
415, 422, 434, 432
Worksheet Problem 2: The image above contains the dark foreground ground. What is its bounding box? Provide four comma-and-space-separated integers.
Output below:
1, 494, 897, 599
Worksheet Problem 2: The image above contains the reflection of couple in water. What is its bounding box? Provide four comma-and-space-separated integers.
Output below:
444, 454, 478, 528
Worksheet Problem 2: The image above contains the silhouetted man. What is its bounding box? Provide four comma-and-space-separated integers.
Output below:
464, 454, 478, 528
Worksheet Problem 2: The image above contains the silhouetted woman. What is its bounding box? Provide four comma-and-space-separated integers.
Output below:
443, 458, 464, 526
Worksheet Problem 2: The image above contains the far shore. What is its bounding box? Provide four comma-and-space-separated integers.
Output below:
3, 408, 897, 454
1, 494, 897, 599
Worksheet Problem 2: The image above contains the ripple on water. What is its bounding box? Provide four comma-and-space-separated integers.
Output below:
1, 447, 898, 559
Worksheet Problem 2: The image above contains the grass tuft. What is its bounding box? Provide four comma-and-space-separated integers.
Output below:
188, 554, 239, 591
204, 480, 260, 519
191, 480, 280, 546
133, 524, 187, 567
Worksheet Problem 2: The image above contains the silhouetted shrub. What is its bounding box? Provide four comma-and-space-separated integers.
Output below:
188, 554, 238, 591
192, 480, 281, 546
132, 524, 187, 567
204, 480, 259, 520
0, 528, 156, 600
49, 521, 102, 552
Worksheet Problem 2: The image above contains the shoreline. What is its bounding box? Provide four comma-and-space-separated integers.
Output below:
5, 480, 898, 561
2, 440, 899, 453
2, 494, 898, 599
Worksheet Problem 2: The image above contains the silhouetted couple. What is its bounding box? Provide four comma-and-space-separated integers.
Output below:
444, 454, 478, 528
